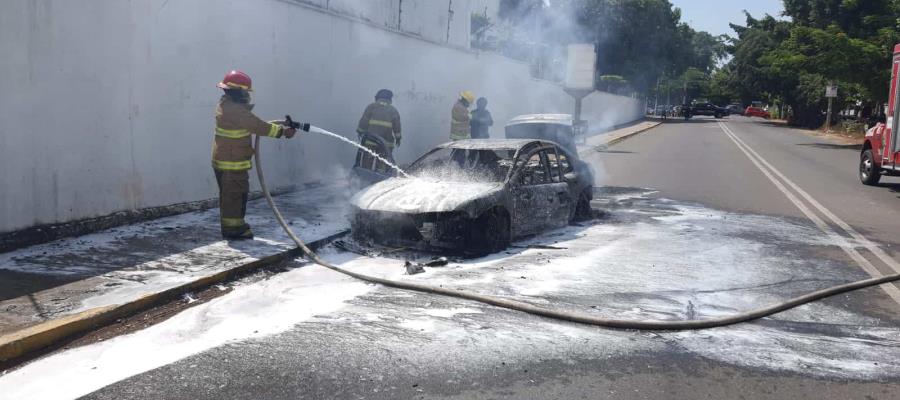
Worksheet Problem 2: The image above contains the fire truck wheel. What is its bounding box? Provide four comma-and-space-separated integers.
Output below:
859, 149, 882, 185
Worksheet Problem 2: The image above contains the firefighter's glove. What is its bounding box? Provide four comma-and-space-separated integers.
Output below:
395, 138, 401, 147
283, 127, 297, 139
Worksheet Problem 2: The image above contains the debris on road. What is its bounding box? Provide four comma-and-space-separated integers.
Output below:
423, 257, 449, 267
404, 261, 425, 275
403, 257, 449, 275
511, 244, 568, 250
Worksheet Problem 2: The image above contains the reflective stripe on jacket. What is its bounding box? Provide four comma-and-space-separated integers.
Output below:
212, 95, 285, 171
356, 100, 401, 148
450, 100, 471, 140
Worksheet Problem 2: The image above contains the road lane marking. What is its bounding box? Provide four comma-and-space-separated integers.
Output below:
722, 122, 900, 274
718, 121, 900, 304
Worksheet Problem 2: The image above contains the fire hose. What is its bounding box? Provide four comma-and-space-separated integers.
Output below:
254, 135, 900, 330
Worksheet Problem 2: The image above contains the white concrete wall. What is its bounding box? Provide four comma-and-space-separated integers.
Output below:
0, 0, 641, 233
300, 0, 492, 48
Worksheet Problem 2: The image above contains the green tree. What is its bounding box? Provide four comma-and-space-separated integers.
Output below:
494, 0, 728, 98
722, 2, 900, 128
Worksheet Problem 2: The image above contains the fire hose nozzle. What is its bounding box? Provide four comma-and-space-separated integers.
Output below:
284, 115, 310, 132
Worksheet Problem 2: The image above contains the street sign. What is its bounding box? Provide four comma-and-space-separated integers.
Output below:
565, 44, 596, 90
826, 85, 838, 98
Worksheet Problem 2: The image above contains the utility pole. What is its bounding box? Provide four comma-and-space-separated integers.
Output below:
654, 76, 660, 112
666, 81, 671, 108
682, 79, 687, 105
446, 0, 453, 43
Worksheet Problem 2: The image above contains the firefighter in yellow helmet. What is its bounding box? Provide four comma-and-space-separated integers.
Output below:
356, 89, 401, 171
450, 91, 475, 141
213, 70, 307, 240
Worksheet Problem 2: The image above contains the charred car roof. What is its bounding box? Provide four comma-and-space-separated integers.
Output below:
437, 138, 552, 150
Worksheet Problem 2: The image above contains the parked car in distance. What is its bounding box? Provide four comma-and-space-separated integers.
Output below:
726, 104, 744, 115
744, 106, 771, 119
690, 102, 728, 118
350, 139, 594, 255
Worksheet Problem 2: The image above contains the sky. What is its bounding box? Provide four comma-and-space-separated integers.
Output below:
670, 0, 786, 37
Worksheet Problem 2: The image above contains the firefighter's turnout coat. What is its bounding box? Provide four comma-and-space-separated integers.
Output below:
213, 95, 288, 172
357, 100, 402, 148
450, 100, 471, 140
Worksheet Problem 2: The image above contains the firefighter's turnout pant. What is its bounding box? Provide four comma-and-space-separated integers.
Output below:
359, 136, 394, 173
213, 169, 251, 237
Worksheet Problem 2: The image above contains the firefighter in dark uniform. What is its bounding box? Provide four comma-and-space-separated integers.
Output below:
470, 97, 493, 139
212, 70, 302, 239
356, 89, 402, 172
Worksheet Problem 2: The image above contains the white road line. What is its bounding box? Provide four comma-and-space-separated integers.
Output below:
723, 123, 900, 274
718, 121, 900, 304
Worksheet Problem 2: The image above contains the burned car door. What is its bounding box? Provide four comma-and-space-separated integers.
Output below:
544, 147, 576, 225
511, 149, 569, 235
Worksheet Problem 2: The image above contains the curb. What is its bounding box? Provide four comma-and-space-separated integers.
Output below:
0, 229, 349, 364
598, 121, 662, 149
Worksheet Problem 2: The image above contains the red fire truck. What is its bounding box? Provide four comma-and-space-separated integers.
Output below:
860, 44, 900, 185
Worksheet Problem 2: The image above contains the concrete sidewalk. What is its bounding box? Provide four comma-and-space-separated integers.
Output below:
580, 119, 661, 151
0, 183, 351, 359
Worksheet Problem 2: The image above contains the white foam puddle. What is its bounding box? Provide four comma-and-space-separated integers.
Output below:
0, 253, 401, 400
3, 198, 900, 399
422, 307, 482, 318
399, 319, 437, 332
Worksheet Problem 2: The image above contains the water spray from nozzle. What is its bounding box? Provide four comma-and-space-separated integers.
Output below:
305, 125, 411, 178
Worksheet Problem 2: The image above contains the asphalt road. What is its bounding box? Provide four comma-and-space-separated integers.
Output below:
600, 116, 900, 249
599, 116, 900, 292
3, 117, 900, 399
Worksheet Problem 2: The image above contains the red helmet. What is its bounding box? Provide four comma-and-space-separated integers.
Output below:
217, 70, 252, 91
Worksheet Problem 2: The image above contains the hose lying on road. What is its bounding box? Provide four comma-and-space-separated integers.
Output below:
254, 136, 900, 330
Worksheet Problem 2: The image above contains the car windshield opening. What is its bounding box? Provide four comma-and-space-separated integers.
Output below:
505, 124, 574, 151
408, 148, 516, 183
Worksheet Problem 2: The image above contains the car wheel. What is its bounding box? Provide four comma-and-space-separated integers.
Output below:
570, 188, 592, 223
859, 149, 882, 185
714, 113, 722, 119
470, 208, 510, 254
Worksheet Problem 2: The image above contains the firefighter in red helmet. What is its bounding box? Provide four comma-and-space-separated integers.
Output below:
212, 70, 306, 239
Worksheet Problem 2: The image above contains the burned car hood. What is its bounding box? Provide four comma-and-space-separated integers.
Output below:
352, 178, 503, 214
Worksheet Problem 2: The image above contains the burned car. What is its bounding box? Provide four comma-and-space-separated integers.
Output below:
505, 114, 584, 154
350, 139, 594, 254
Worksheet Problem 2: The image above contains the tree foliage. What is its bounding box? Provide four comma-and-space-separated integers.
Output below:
494, 0, 725, 95
718, 1, 900, 128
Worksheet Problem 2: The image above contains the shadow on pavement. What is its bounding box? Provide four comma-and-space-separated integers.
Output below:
753, 120, 791, 128
796, 142, 863, 151
594, 149, 635, 154
881, 182, 900, 194
654, 118, 722, 125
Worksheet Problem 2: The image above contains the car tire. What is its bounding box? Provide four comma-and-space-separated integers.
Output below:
860, 149, 882, 186
470, 208, 511, 255
714, 113, 722, 119
570, 188, 593, 223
